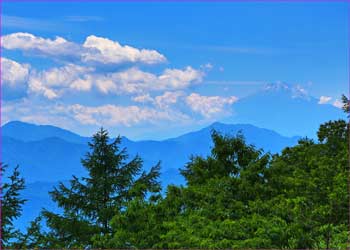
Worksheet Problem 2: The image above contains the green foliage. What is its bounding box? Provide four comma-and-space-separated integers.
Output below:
1, 164, 26, 247
103, 197, 164, 248
156, 122, 348, 249
341, 94, 349, 114
41, 128, 161, 248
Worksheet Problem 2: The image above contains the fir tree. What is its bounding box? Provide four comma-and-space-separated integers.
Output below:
42, 128, 161, 248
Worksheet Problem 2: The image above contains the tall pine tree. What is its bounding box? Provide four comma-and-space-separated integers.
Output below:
42, 128, 161, 248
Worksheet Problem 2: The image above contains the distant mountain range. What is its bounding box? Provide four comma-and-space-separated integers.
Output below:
4, 120, 301, 230
3, 120, 300, 183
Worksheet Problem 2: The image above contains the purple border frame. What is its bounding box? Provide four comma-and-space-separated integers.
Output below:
1, 0, 3, 248
0, 1, 348, 250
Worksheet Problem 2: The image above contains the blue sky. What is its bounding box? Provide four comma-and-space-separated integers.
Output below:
1, 1, 348, 139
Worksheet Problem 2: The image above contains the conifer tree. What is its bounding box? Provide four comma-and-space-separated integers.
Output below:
42, 128, 161, 248
1, 164, 26, 247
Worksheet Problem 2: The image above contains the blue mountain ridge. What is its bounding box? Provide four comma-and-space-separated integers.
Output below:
3, 120, 301, 230
3, 121, 300, 183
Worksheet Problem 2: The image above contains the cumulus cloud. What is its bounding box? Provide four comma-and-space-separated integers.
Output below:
2, 33, 231, 131
132, 94, 154, 103
2, 57, 30, 99
159, 66, 204, 89
28, 64, 94, 99
93, 67, 155, 95
318, 96, 332, 104
3, 58, 203, 100
82, 35, 166, 65
186, 93, 238, 118
2, 32, 81, 58
67, 66, 202, 97
68, 104, 189, 127
100, 67, 203, 95
154, 91, 185, 108
2, 57, 30, 86
2, 32, 166, 65
91, 66, 203, 95
132, 91, 239, 120
2, 33, 205, 100
132, 91, 187, 110
70, 78, 94, 92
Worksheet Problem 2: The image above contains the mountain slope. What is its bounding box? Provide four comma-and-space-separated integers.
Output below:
2, 121, 90, 144
2, 135, 89, 182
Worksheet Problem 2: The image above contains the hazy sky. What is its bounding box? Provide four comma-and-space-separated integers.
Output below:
2, 2, 348, 139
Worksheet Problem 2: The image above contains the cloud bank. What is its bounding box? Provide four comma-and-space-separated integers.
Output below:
2, 32, 166, 65
1, 32, 239, 133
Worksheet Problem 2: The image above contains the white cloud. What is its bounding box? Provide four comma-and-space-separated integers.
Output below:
2, 33, 204, 100
68, 104, 189, 127
2, 99, 191, 129
132, 93, 154, 103
134, 91, 240, 120
95, 66, 203, 95
318, 96, 332, 104
1, 57, 30, 99
84, 66, 203, 96
132, 91, 185, 108
11, 62, 203, 100
2, 32, 166, 65
93, 67, 155, 95
2, 57, 30, 87
2, 32, 80, 58
29, 79, 58, 99
186, 93, 238, 118
28, 64, 94, 99
82, 35, 166, 65
154, 91, 185, 108
94, 77, 118, 95
333, 99, 343, 109
159, 66, 204, 89
70, 77, 93, 92
1, 33, 234, 134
